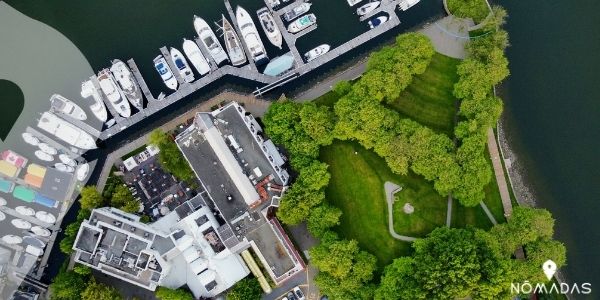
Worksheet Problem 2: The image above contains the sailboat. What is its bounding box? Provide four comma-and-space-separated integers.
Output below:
81, 80, 108, 122
257, 8, 283, 49
110, 59, 144, 110
182, 38, 211, 76
221, 15, 247, 66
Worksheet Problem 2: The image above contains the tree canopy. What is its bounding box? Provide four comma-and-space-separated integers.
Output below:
49, 270, 88, 300
110, 184, 140, 213
79, 186, 105, 211
80, 278, 122, 300
226, 277, 263, 300
149, 129, 196, 183
155, 287, 194, 300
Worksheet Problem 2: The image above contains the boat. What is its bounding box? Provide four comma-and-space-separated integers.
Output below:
221, 16, 247, 66
368, 16, 388, 28
263, 53, 295, 76
55, 163, 75, 173
193, 16, 229, 65
170, 47, 195, 83
266, 0, 280, 9
58, 154, 77, 167
257, 8, 283, 49
153, 55, 178, 91
236, 6, 269, 65
182, 38, 211, 76
22, 133, 40, 146
287, 14, 316, 33
283, 2, 312, 22
34, 150, 54, 162
110, 59, 144, 110
37, 112, 97, 149
76, 163, 90, 181
347, 0, 363, 6
304, 44, 330, 62
38, 143, 57, 155
81, 80, 108, 122
398, 0, 420, 11
49, 94, 87, 121
98, 69, 131, 117
357, 1, 380, 16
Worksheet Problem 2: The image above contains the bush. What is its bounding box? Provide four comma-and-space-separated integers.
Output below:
447, 0, 490, 23
226, 277, 262, 300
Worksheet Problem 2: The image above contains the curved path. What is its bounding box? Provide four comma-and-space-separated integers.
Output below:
384, 182, 417, 242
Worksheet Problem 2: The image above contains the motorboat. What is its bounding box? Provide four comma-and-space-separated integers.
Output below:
31, 226, 51, 237
58, 154, 77, 167
357, 1, 380, 16
398, 0, 420, 11
368, 16, 388, 28
110, 59, 144, 110
236, 6, 269, 65
263, 53, 295, 76
221, 16, 247, 66
266, 0, 280, 9
304, 44, 330, 62
98, 69, 131, 117
153, 55, 178, 91
34, 150, 54, 162
76, 163, 90, 181
170, 47, 195, 83
283, 2, 312, 22
347, 0, 363, 6
49, 94, 87, 121
257, 8, 283, 49
182, 38, 211, 76
11, 219, 32, 230
193, 16, 229, 65
81, 80, 108, 122
287, 14, 316, 33
37, 112, 97, 149
22, 132, 40, 146
55, 163, 75, 173
38, 143, 57, 155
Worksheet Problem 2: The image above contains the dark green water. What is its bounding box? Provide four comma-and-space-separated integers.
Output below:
0, 80, 24, 141
500, 0, 600, 289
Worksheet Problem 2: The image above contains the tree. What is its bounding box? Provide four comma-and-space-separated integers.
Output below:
277, 185, 325, 225
79, 186, 105, 210
307, 204, 342, 237
155, 287, 194, 300
111, 184, 140, 213
149, 129, 196, 183
299, 103, 335, 146
49, 270, 88, 300
59, 235, 75, 254
73, 264, 92, 276
226, 277, 262, 300
375, 257, 426, 300
81, 278, 122, 300
491, 206, 555, 255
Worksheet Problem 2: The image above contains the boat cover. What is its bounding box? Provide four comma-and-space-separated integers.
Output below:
0, 161, 18, 178
0, 178, 15, 193
263, 53, 295, 76
24, 174, 43, 188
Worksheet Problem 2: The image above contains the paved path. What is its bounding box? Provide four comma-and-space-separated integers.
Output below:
419, 16, 472, 59
384, 182, 417, 242
479, 201, 498, 225
446, 195, 453, 227
486, 128, 513, 218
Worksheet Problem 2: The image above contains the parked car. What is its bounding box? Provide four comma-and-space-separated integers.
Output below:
287, 292, 297, 300
293, 286, 306, 300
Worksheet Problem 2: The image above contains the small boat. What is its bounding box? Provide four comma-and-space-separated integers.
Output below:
263, 53, 295, 76
15, 206, 35, 217
257, 8, 283, 49
81, 80, 108, 122
194, 16, 229, 65
98, 69, 131, 117
37, 112, 97, 149
368, 16, 388, 28
304, 44, 330, 62
236, 6, 269, 65
76, 163, 90, 181
38, 143, 58, 155
34, 150, 54, 162
153, 55, 178, 91
55, 163, 75, 173
357, 1, 380, 16
221, 16, 247, 66
347, 0, 363, 6
170, 47, 195, 83
22, 132, 40, 146
283, 3, 312, 22
182, 38, 211, 76
49, 94, 87, 121
266, 0, 280, 9
110, 59, 144, 110
288, 14, 316, 33
31, 226, 51, 237
11, 219, 32, 230
58, 154, 77, 167
398, 0, 420, 11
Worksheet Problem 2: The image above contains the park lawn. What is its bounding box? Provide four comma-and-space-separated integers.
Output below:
313, 90, 340, 108
386, 53, 460, 136
392, 184, 448, 238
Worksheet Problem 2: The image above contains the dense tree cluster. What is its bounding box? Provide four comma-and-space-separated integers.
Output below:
155, 287, 194, 300
447, 0, 491, 23
226, 277, 263, 300
59, 208, 90, 254
80, 278, 122, 300
149, 129, 196, 184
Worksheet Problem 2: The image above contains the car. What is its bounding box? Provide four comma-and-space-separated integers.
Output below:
287, 292, 297, 300
293, 286, 305, 300
280, 296, 288, 300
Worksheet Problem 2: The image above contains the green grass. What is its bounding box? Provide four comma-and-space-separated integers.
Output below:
447, 0, 490, 24
392, 184, 448, 238
386, 53, 461, 136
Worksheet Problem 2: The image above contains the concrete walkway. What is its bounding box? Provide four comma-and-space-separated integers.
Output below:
384, 182, 417, 242
419, 16, 473, 59
479, 201, 498, 225
486, 128, 513, 218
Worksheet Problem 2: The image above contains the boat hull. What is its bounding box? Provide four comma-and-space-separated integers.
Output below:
257, 8, 283, 49
153, 55, 179, 91
222, 16, 248, 66
98, 69, 132, 117
183, 39, 211, 75
170, 47, 195, 83
49, 94, 87, 121
194, 16, 229, 65
37, 112, 97, 150
81, 80, 108, 122
236, 6, 269, 65
287, 14, 316, 34
110, 59, 144, 110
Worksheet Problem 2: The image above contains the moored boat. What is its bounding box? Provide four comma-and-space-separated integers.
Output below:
49, 94, 87, 121
153, 55, 178, 91
76, 163, 90, 181
283, 2, 312, 22
22, 133, 40, 146
55, 163, 74, 173
98, 69, 131, 118
58, 154, 77, 167
194, 16, 229, 65
170, 47, 195, 83
221, 16, 247, 66
37, 112, 97, 149
257, 8, 283, 49
304, 44, 330, 62
368, 15, 388, 28
266, 0, 281, 9
81, 80, 108, 122
263, 53, 295, 76
236, 6, 269, 65
34, 150, 53, 162
38, 143, 57, 155
347, 0, 362, 6
398, 0, 420, 11
357, 1, 380, 16
110, 59, 144, 110
182, 38, 211, 76
287, 14, 317, 33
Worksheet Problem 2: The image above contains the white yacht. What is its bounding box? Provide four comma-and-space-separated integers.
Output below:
398, 0, 420, 11
55, 163, 75, 173
58, 154, 77, 167
266, 0, 280, 9
368, 16, 388, 28
193, 16, 229, 65
288, 14, 317, 33
110, 59, 144, 110
22, 133, 40, 146
304, 44, 330, 62
257, 8, 283, 49
49, 94, 87, 121
283, 3, 312, 22
357, 1, 380, 16
182, 38, 211, 76
170, 47, 195, 83
34, 150, 53, 162
221, 16, 247, 66
236, 6, 269, 65
347, 0, 363, 6
37, 112, 97, 149
153, 55, 178, 91
81, 80, 108, 122
98, 69, 131, 117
